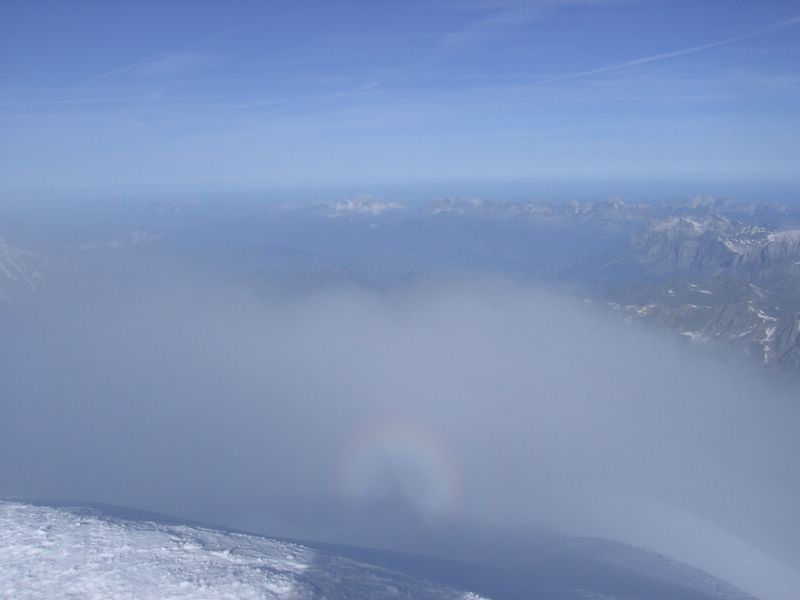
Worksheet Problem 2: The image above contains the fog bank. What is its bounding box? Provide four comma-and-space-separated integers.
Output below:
2, 280, 799, 599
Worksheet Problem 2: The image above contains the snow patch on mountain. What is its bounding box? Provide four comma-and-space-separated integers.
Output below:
330, 196, 404, 216
0, 238, 44, 300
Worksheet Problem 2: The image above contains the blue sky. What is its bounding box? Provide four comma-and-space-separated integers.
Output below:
1, 1, 799, 195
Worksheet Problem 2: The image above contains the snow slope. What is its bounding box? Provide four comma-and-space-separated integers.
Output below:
0, 502, 486, 600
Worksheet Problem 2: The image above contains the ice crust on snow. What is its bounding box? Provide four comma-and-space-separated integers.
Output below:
0, 502, 486, 600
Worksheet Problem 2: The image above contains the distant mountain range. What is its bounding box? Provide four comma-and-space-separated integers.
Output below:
386, 195, 800, 373
4, 194, 800, 374
601, 214, 800, 373
339, 195, 800, 373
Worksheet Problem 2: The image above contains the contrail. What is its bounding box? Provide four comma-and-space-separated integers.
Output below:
532, 15, 800, 86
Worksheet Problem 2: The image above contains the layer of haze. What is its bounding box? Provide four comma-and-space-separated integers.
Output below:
2, 277, 800, 599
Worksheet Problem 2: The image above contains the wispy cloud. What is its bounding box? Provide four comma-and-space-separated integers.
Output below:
353, 0, 614, 94
440, 5, 538, 51
82, 30, 232, 84
532, 15, 800, 86
440, 0, 613, 51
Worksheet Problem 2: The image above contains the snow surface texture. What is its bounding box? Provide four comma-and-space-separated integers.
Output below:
0, 502, 486, 600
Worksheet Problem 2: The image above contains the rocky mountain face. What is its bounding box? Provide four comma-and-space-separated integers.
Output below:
424, 195, 800, 373
584, 206, 800, 373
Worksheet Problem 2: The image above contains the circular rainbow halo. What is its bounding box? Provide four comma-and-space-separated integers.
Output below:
340, 419, 459, 520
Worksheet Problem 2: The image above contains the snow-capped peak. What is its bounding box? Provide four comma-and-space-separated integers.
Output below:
330, 196, 404, 216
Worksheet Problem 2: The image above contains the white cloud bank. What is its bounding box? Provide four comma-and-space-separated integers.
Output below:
2, 280, 799, 599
